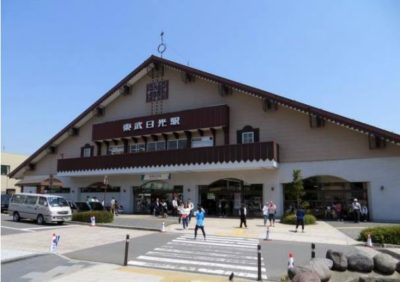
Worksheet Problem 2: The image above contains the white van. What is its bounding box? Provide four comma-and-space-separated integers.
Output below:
8, 193, 72, 225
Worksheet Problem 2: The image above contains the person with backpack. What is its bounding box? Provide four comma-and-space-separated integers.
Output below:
239, 204, 247, 228
194, 205, 206, 240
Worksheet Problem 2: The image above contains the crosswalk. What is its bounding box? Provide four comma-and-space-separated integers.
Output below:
128, 234, 268, 280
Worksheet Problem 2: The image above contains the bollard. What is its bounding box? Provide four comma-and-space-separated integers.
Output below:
257, 244, 262, 281
123, 234, 130, 266
311, 243, 315, 259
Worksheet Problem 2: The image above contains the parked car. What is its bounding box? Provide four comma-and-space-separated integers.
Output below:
69, 201, 105, 213
8, 193, 72, 224
1, 194, 11, 213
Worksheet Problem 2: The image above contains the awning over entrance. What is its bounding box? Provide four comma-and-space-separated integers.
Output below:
15, 176, 64, 187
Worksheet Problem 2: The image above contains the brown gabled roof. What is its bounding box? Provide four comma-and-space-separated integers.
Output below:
9, 55, 400, 178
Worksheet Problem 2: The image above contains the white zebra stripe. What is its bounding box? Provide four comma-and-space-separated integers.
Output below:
171, 239, 257, 249
154, 247, 258, 260
147, 251, 261, 265
127, 260, 268, 280
137, 255, 267, 272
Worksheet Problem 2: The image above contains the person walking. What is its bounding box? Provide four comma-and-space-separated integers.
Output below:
268, 201, 277, 227
262, 203, 269, 226
194, 205, 206, 240
181, 203, 190, 229
334, 202, 343, 221
352, 198, 361, 223
110, 197, 116, 215
172, 197, 178, 216
361, 203, 368, 222
188, 199, 194, 223
295, 205, 305, 232
239, 204, 247, 228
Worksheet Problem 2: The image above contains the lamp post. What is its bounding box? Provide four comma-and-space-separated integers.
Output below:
103, 175, 108, 204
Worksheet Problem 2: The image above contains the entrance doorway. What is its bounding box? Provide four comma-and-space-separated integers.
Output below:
199, 179, 263, 217
283, 175, 368, 220
133, 181, 183, 214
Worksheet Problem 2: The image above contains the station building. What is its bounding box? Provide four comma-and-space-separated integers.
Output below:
9, 56, 400, 221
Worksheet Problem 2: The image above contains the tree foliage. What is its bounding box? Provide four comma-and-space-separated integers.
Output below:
289, 169, 305, 208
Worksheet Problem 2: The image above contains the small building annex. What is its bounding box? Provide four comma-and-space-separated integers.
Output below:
9, 56, 400, 221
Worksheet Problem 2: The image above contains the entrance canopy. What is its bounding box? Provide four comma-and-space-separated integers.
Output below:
15, 177, 64, 187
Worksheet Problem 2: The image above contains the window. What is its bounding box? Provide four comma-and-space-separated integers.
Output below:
237, 125, 259, 144
147, 141, 165, 152
109, 145, 124, 155
25, 196, 38, 205
83, 147, 92, 157
11, 194, 25, 204
130, 143, 146, 153
242, 132, 254, 144
81, 144, 94, 157
167, 139, 187, 150
38, 197, 48, 206
1, 165, 10, 175
80, 186, 121, 193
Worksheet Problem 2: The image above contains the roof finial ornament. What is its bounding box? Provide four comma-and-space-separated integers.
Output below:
157, 32, 167, 58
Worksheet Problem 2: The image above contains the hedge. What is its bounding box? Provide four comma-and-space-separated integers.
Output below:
358, 225, 400, 245
281, 214, 317, 225
72, 211, 114, 223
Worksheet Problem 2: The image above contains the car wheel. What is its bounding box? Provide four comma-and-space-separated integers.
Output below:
37, 214, 45, 225
13, 212, 20, 222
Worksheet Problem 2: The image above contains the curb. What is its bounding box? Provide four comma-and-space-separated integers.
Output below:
67, 221, 162, 232
1, 253, 46, 265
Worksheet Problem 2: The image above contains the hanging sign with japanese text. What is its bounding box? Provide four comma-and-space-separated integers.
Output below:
92, 105, 229, 141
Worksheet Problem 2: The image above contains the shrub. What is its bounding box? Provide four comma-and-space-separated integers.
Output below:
281, 213, 317, 225
358, 225, 400, 245
72, 211, 114, 223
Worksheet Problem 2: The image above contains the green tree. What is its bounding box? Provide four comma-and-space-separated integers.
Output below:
291, 169, 305, 208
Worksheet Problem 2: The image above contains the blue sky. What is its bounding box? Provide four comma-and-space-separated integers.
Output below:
2, 0, 400, 155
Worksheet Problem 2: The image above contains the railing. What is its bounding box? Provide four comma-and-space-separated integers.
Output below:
57, 141, 279, 172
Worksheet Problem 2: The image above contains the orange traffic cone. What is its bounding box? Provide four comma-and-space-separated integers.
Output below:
288, 252, 295, 269
366, 233, 373, 247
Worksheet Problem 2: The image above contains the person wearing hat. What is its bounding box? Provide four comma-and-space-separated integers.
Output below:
352, 198, 361, 223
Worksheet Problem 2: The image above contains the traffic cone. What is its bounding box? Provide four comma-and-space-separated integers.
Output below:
161, 222, 166, 232
366, 233, 373, 247
288, 252, 295, 269
265, 225, 271, 241
90, 216, 96, 227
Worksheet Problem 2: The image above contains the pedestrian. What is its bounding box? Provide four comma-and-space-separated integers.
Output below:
334, 202, 343, 221
114, 200, 119, 216
172, 197, 178, 216
361, 203, 368, 222
352, 198, 361, 223
194, 205, 206, 240
181, 203, 190, 229
161, 200, 168, 218
188, 199, 194, 223
110, 197, 116, 215
262, 203, 269, 226
268, 201, 277, 227
239, 204, 247, 228
295, 205, 305, 233
177, 202, 184, 224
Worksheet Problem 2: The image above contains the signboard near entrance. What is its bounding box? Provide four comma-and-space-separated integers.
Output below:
141, 173, 171, 181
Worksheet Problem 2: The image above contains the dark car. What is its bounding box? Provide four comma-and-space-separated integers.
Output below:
69, 201, 105, 213
1, 194, 11, 213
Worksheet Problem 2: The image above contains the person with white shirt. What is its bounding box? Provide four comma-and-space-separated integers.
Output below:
262, 204, 269, 226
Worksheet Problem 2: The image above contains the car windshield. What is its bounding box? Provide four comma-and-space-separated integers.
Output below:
48, 197, 69, 207
75, 202, 90, 211
89, 202, 104, 211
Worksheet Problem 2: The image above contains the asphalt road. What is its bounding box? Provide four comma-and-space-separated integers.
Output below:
1, 253, 94, 282
1, 214, 71, 236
